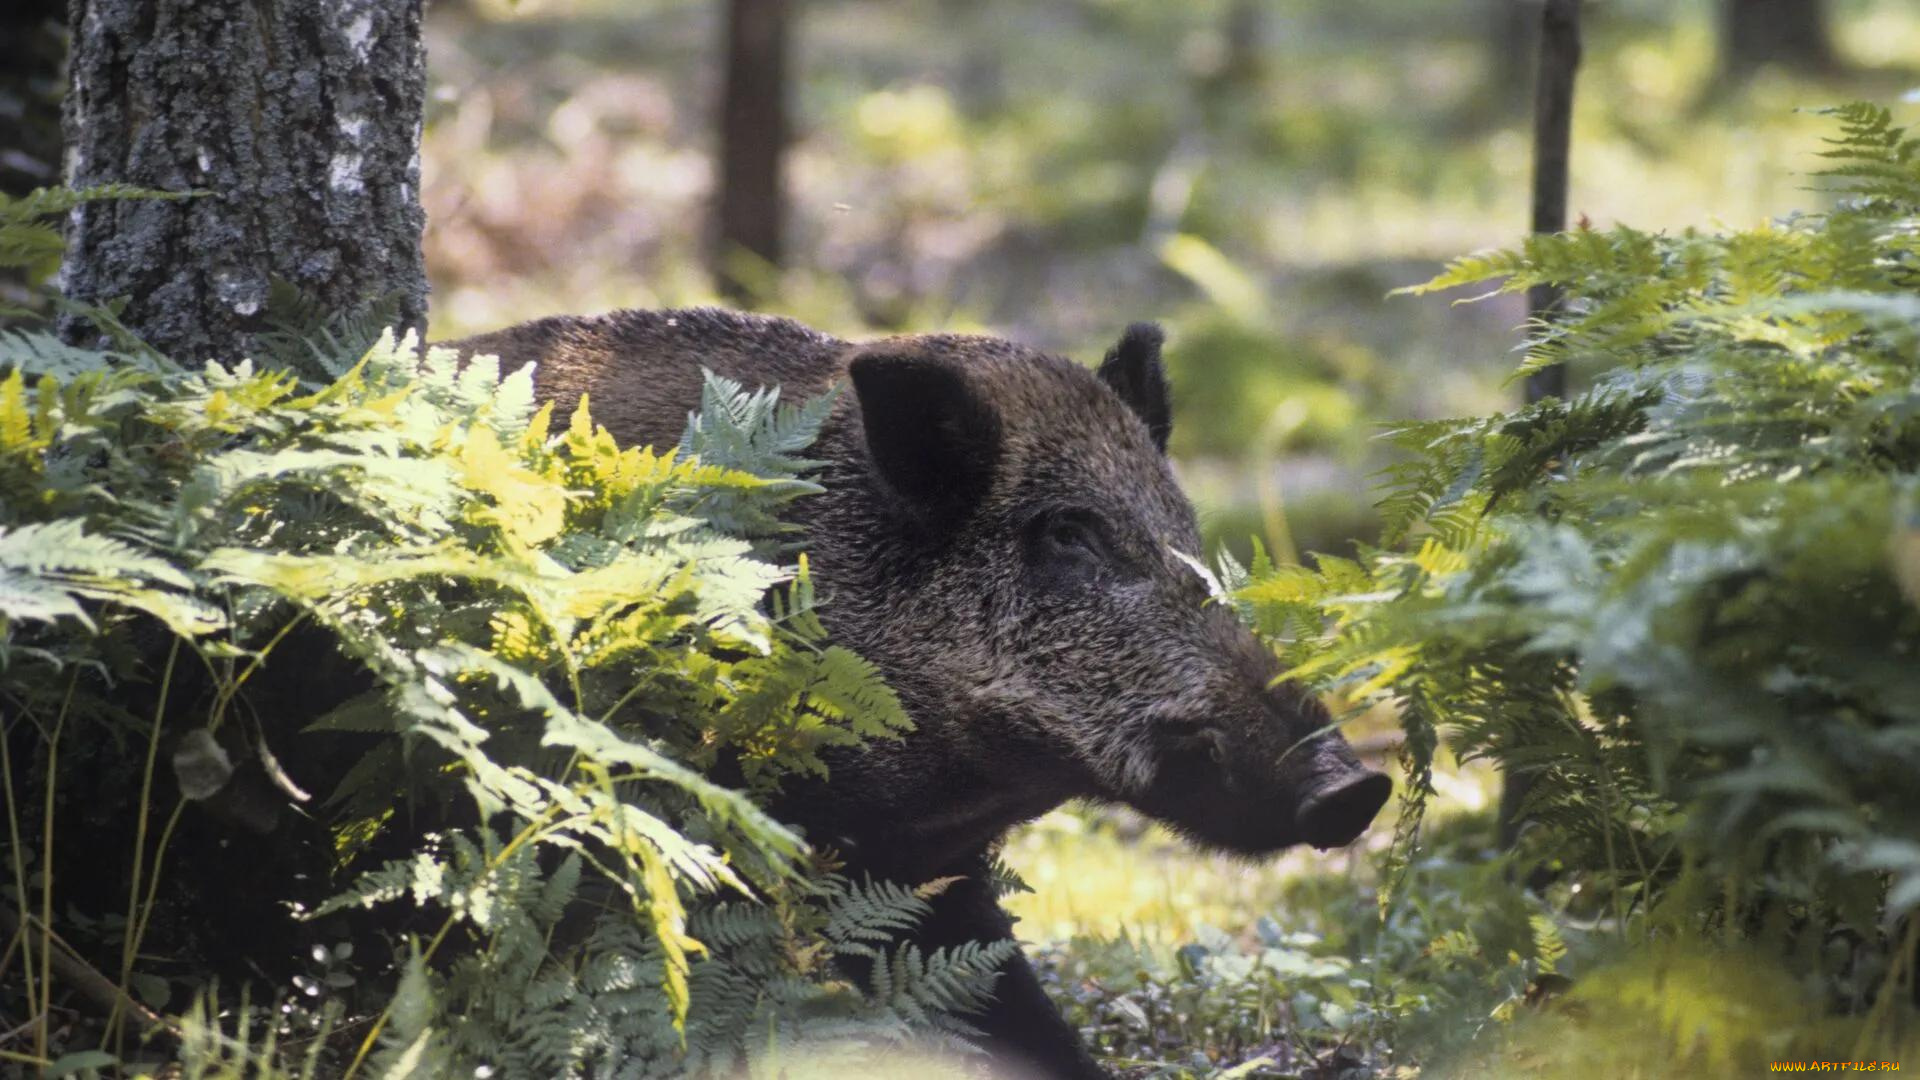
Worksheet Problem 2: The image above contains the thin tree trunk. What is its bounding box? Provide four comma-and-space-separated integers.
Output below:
712, 0, 791, 304
1503, 0, 1581, 852
1522, 0, 1579, 406
1721, 0, 1838, 79
60, 0, 428, 363
1194, 0, 1263, 130
942, 0, 1006, 116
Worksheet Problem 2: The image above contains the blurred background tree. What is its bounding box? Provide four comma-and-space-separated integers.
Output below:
712, 0, 792, 300
1721, 0, 1838, 78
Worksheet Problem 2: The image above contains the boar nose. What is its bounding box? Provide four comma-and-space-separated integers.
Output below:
1296, 761, 1391, 850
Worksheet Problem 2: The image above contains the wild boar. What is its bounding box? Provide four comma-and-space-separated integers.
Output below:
447, 307, 1391, 1079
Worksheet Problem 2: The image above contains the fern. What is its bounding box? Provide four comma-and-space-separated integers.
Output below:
0, 183, 193, 286
0, 518, 221, 639
1235, 101, 1920, 1046
1814, 102, 1920, 204
675, 369, 837, 549
0, 327, 162, 378
0, 304, 998, 1077
253, 278, 407, 387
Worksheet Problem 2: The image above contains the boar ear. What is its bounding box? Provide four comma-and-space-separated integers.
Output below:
1097, 322, 1171, 453
847, 347, 1002, 522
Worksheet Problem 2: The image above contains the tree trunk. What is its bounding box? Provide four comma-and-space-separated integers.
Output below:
941, 0, 1006, 116
712, 0, 791, 304
1522, 0, 1579, 405
1721, 0, 1837, 78
1504, 0, 1581, 854
60, 0, 428, 364
1195, 0, 1264, 129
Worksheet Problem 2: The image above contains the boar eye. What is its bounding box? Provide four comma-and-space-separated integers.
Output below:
1047, 518, 1100, 557
1027, 509, 1117, 580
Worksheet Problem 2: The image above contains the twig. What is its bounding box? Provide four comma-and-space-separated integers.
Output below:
34, 669, 77, 1062
0, 1015, 41, 1046
0, 914, 20, 988
107, 637, 180, 1052
0, 904, 178, 1040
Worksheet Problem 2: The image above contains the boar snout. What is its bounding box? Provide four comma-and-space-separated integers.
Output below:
1291, 744, 1391, 850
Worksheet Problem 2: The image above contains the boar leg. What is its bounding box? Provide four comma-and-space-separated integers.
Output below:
917, 851, 1110, 1080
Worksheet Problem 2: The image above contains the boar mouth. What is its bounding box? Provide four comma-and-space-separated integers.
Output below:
1294, 769, 1393, 850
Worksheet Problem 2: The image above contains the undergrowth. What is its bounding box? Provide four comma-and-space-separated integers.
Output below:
0, 179, 1011, 1076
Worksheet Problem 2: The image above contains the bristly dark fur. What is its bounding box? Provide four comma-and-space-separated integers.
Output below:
444, 307, 1388, 1080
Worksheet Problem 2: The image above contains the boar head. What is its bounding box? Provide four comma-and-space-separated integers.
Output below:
814, 323, 1390, 858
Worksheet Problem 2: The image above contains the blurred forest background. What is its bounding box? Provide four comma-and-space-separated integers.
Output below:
404, 0, 1920, 1019
417, 0, 1920, 567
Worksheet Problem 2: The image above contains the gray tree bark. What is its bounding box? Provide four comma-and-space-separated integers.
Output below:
60, 0, 427, 363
